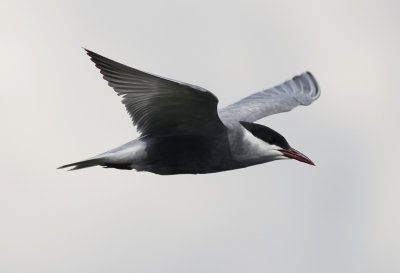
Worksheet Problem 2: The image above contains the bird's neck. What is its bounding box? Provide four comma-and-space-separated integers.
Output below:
228, 127, 282, 166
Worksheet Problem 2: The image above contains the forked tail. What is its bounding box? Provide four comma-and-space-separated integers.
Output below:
58, 158, 103, 171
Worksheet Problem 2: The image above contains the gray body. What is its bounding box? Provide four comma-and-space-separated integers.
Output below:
86, 123, 278, 175
59, 50, 320, 175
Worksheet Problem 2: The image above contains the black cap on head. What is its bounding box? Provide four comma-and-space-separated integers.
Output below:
240, 121, 290, 149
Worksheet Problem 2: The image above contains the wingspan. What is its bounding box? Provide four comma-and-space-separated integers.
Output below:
85, 49, 225, 136
218, 72, 320, 122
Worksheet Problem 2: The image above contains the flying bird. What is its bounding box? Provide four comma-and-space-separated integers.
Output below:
59, 49, 320, 175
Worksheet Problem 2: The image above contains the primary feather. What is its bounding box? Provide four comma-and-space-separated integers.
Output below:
218, 72, 320, 122
85, 49, 225, 136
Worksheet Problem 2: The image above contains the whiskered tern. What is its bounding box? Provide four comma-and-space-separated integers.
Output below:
59, 49, 320, 175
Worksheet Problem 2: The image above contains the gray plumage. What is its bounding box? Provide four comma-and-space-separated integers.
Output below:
219, 72, 320, 123
59, 49, 320, 175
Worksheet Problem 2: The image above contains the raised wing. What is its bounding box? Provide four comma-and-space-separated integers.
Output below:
85, 49, 225, 136
218, 72, 320, 122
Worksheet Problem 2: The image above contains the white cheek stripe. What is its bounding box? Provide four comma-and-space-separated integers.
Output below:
240, 128, 283, 159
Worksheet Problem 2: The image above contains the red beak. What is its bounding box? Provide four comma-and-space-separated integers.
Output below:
279, 147, 315, 166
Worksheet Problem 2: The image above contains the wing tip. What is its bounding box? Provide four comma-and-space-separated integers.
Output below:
82, 48, 110, 65
82, 47, 93, 54
303, 71, 321, 101
83, 47, 100, 61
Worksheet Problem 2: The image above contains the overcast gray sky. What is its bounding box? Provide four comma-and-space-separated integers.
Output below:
1, 0, 399, 272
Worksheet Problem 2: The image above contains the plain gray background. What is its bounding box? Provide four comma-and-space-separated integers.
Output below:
1, 0, 399, 272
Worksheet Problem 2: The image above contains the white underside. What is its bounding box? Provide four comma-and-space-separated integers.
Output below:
95, 139, 148, 168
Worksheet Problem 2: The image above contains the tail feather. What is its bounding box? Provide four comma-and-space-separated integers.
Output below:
58, 158, 103, 171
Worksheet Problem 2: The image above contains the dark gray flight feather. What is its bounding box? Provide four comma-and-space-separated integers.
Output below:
85, 49, 225, 136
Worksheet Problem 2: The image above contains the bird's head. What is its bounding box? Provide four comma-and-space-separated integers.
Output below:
240, 121, 314, 165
